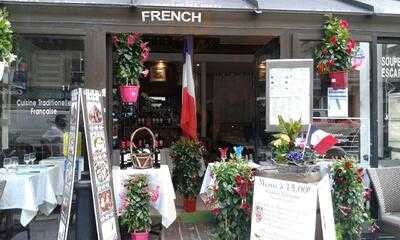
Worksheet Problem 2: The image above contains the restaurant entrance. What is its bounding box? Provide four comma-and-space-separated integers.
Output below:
110, 34, 280, 164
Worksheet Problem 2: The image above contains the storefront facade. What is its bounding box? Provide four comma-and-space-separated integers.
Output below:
2, 0, 400, 169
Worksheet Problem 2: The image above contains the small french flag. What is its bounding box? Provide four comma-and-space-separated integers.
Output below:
305, 125, 337, 155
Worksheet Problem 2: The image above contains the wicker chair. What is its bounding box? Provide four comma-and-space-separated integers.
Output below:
367, 167, 400, 238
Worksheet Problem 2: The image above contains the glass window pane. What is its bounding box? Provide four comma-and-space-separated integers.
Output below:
0, 35, 85, 161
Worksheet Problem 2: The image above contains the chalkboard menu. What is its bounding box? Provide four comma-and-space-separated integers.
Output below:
81, 89, 120, 240
57, 88, 81, 240
265, 59, 313, 132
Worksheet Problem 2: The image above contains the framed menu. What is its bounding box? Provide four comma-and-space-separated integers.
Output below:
250, 176, 318, 240
57, 88, 81, 240
81, 89, 120, 240
265, 59, 313, 132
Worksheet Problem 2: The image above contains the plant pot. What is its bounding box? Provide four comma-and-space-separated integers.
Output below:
329, 71, 348, 89
183, 197, 197, 212
131, 231, 149, 240
0, 61, 6, 81
120, 85, 140, 103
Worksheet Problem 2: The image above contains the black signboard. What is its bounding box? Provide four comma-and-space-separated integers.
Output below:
57, 88, 81, 240
81, 89, 120, 240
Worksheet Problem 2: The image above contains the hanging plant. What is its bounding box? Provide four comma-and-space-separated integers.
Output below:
314, 15, 357, 89
331, 158, 378, 239
0, 8, 16, 80
113, 32, 150, 103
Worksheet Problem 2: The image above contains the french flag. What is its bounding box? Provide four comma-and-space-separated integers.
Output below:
305, 125, 337, 155
180, 36, 197, 139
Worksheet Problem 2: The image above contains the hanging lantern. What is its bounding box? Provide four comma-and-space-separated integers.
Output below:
352, 48, 365, 71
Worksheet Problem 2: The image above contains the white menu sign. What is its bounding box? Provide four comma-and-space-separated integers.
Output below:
251, 176, 318, 240
327, 88, 348, 117
317, 175, 336, 240
266, 59, 313, 131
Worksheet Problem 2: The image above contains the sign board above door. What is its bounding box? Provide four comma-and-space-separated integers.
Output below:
141, 10, 202, 23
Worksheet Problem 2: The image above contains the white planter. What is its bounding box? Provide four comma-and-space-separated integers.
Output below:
0, 61, 6, 81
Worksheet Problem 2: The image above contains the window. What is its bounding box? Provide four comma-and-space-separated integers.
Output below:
0, 35, 85, 161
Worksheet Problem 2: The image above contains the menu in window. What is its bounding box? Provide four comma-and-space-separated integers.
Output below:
57, 88, 81, 240
81, 89, 120, 240
265, 59, 313, 131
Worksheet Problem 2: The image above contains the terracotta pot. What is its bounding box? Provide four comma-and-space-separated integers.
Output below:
120, 85, 140, 103
183, 197, 197, 212
329, 71, 348, 89
131, 231, 149, 240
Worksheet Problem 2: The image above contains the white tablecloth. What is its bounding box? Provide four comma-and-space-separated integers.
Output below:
112, 165, 176, 228
0, 164, 62, 226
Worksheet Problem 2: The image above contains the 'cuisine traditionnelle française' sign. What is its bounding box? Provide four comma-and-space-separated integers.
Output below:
141, 10, 202, 23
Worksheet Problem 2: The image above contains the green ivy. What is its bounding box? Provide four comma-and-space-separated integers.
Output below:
209, 158, 254, 240
332, 158, 376, 240
119, 175, 152, 233
170, 137, 206, 198
0, 8, 13, 63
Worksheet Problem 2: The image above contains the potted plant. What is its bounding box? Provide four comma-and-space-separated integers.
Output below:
314, 15, 356, 89
332, 158, 378, 240
206, 156, 254, 240
113, 32, 150, 103
0, 8, 15, 80
119, 175, 154, 240
170, 137, 205, 212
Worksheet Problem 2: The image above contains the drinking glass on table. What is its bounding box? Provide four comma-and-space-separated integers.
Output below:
3, 158, 11, 172
29, 153, 36, 164
11, 156, 19, 170
24, 154, 30, 165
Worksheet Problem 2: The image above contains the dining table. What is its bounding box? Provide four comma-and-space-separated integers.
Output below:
0, 163, 62, 227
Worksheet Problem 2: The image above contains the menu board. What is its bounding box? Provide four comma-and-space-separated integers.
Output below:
250, 176, 318, 240
57, 88, 81, 240
265, 59, 313, 132
317, 175, 336, 240
81, 89, 120, 240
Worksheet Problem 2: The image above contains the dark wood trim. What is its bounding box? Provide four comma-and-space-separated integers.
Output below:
370, 35, 379, 168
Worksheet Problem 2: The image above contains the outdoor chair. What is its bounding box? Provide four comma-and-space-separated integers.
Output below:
367, 167, 400, 238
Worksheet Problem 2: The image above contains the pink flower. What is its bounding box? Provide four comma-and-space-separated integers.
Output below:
141, 69, 149, 77
363, 188, 373, 201
150, 186, 160, 203
339, 19, 349, 29
112, 35, 119, 46
140, 41, 148, 50
328, 59, 335, 67
211, 208, 220, 215
127, 34, 136, 47
240, 202, 251, 215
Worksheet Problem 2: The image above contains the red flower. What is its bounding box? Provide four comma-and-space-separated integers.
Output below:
140, 41, 149, 50
357, 168, 364, 178
346, 38, 356, 54
240, 202, 251, 215
112, 35, 120, 46
327, 59, 335, 67
329, 35, 337, 45
140, 44, 150, 63
339, 205, 351, 216
339, 19, 349, 29
363, 188, 373, 201
322, 48, 328, 55
211, 208, 220, 215
235, 175, 243, 183
344, 161, 353, 170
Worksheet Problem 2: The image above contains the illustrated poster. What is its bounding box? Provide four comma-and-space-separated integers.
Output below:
250, 176, 318, 240
57, 88, 81, 240
81, 89, 120, 240
327, 88, 348, 117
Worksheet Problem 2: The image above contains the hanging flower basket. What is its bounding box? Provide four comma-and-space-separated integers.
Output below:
329, 71, 348, 89
120, 85, 140, 103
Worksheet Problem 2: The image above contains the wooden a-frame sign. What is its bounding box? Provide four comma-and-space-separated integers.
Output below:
57, 88, 120, 240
